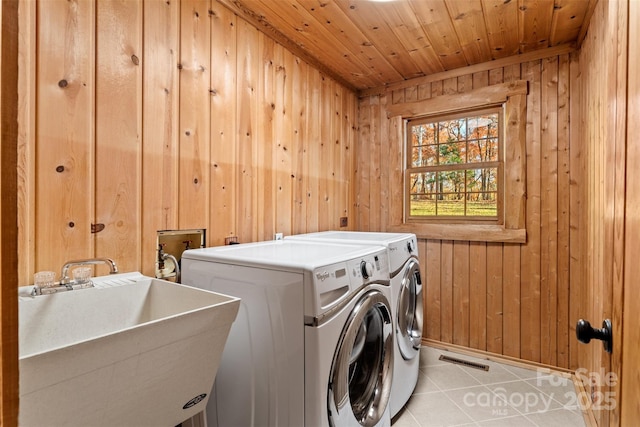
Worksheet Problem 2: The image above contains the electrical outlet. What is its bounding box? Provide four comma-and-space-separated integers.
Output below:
274, 233, 284, 240
340, 217, 348, 227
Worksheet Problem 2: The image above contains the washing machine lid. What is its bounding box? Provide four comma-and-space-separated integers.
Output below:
182, 240, 385, 271
286, 231, 418, 273
288, 231, 411, 243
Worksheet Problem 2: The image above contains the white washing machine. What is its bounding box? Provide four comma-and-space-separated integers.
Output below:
181, 240, 394, 427
285, 231, 423, 418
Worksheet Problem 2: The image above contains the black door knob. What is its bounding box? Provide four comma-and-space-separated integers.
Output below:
576, 319, 613, 353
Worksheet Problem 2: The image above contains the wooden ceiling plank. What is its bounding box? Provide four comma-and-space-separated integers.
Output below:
295, 0, 404, 86
228, 0, 380, 87
518, 0, 555, 52
481, 0, 520, 59
334, 0, 427, 80
383, 1, 447, 75
409, 0, 468, 71
216, 0, 358, 91
444, 0, 493, 65
220, 0, 592, 91
249, 0, 383, 88
549, 0, 591, 46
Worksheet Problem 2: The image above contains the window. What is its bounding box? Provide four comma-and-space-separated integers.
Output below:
386, 80, 527, 243
406, 107, 502, 222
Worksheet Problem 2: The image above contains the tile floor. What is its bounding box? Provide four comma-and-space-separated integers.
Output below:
392, 346, 587, 427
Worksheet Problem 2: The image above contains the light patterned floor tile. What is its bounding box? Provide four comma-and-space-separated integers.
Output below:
392, 347, 586, 427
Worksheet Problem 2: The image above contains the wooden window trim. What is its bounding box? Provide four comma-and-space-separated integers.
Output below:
387, 81, 528, 243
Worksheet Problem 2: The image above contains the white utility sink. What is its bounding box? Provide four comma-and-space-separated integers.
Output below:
18, 273, 240, 427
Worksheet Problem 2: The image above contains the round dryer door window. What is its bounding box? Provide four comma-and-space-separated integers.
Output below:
328, 290, 393, 427
397, 260, 423, 360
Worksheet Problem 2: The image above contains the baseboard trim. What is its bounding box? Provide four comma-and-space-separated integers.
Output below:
422, 339, 573, 375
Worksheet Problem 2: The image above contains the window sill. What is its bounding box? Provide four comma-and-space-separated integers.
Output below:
388, 223, 526, 243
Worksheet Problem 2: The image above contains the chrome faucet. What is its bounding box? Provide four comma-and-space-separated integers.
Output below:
60, 258, 119, 285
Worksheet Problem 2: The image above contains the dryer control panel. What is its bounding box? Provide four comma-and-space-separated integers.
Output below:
386, 235, 418, 274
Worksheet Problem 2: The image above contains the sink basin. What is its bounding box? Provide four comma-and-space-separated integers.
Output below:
19, 273, 240, 427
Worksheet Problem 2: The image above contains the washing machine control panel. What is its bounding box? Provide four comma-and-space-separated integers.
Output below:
360, 260, 374, 278
310, 261, 353, 313
347, 250, 389, 285
307, 249, 389, 317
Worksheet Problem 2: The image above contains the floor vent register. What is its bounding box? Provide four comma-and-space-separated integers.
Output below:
438, 355, 490, 371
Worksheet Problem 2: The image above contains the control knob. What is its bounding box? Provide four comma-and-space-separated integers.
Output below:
360, 260, 374, 279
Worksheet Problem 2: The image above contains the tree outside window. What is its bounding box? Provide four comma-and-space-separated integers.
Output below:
406, 107, 502, 221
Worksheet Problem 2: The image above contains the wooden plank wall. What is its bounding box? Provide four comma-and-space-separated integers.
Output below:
622, 2, 640, 424
575, 1, 628, 425
17, 0, 357, 282
1, 0, 20, 423
356, 53, 581, 369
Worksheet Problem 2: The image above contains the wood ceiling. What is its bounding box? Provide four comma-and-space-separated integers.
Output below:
217, 0, 596, 93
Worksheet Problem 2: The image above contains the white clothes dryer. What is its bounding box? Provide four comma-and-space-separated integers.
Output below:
285, 231, 423, 418
181, 240, 394, 427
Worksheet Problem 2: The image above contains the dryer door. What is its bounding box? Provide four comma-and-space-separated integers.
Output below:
397, 259, 423, 360
328, 290, 393, 427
